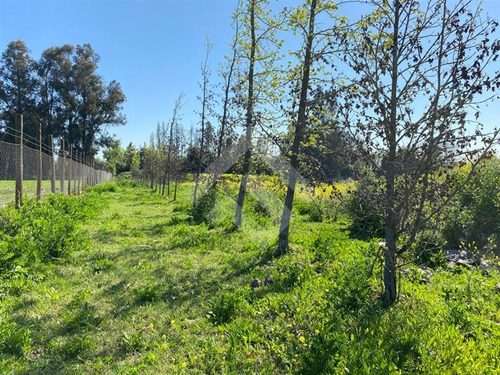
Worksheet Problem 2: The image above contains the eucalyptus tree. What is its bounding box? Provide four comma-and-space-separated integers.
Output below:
37, 45, 74, 140
0, 40, 38, 142
71, 44, 126, 156
277, 0, 346, 255
234, 0, 284, 228
334, 0, 500, 305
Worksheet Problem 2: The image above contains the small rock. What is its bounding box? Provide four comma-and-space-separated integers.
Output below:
456, 259, 473, 269
459, 250, 468, 259
447, 261, 456, 270
251, 278, 262, 288
496, 283, 500, 292
264, 276, 275, 285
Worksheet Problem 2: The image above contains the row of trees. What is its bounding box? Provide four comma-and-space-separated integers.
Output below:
0, 40, 126, 157
134, 0, 499, 306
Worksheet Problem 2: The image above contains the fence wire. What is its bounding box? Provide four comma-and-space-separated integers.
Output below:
0, 139, 112, 207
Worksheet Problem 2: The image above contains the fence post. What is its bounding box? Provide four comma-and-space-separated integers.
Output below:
75, 150, 79, 194
50, 135, 56, 194
68, 144, 73, 195
37, 122, 42, 199
73, 150, 77, 194
82, 152, 86, 191
15, 114, 23, 208
60, 140, 65, 194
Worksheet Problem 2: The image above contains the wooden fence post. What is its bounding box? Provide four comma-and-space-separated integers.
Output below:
68, 144, 73, 195
60, 141, 65, 193
15, 114, 23, 208
50, 135, 56, 193
73, 150, 77, 194
76, 150, 80, 194
82, 152, 86, 191
37, 122, 42, 199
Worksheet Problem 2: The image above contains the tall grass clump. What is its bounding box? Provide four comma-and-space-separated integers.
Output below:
0, 194, 98, 285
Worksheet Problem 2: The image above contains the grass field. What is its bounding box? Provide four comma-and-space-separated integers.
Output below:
0, 180, 65, 206
1, 180, 499, 374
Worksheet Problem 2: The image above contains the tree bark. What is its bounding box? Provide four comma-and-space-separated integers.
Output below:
383, 0, 401, 307
278, 0, 317, 255
234, 0, 256, 228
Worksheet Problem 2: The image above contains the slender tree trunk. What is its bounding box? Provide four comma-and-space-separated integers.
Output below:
383, 0, 401, 307
174, 174, 179, 201
193, 43, 211, 207
214, 22, 239, 188
278, 0, 317, 255
234, 0, 256, 228
161, 173, 166, 196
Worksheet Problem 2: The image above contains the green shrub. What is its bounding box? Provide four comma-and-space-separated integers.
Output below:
88, 181, 117, 193
253, 198, 271, 217
192, 187, 217, 224
442, 158, 500, 249
344, 178, 385, 239
0, 194, 95, 283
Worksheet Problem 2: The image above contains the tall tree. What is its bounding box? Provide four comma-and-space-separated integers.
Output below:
335, 0, 500, 305
193, 39, 213, 206
36, 45, 74, 141
0, 40, 38, 142
277, 0, 345, 254
234, 0, 283, 228
216, 5, 241, 161
166, 93, 185, 197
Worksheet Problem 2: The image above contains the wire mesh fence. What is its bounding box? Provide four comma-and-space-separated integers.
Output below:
0, 120, 112, 207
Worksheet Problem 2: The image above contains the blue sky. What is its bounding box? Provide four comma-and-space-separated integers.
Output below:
1, 0, 499, 148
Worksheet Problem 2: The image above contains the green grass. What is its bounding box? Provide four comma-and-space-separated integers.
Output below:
1, 180, 499, 374
0, 180, 67, 206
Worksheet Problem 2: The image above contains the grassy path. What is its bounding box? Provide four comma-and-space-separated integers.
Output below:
6, 184, 282, 373
3, 182, 500, 374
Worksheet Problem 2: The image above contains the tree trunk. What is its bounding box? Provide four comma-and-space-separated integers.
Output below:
278, 0, 317, 255
193, 43, 211, 207
383, 0, 401, 307
234, 0, 256, 228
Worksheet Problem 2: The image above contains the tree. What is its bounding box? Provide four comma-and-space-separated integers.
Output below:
277, 0, 345, 254
0, 40, 38, 143
234, 0, 283, 228
36, 45, 74, 141
193, 39, 214, 206
334, 0, 500, 305
166, 93, 185, 197
215, 5, 242, 165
